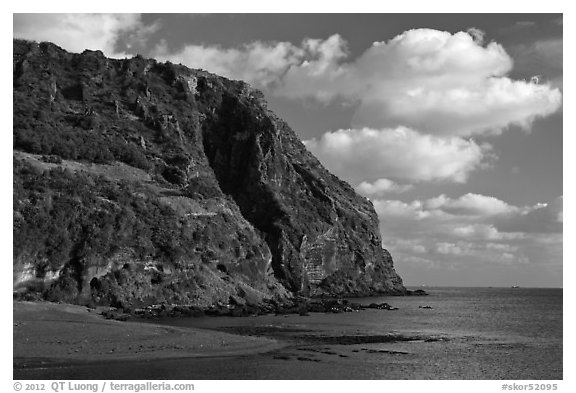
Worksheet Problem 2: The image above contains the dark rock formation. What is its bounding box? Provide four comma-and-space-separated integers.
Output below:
118, 298, 402, 320
407, 289, 429, 296
12, 39, 405, 309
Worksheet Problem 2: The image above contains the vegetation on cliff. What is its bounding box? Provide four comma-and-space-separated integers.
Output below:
13, 39, 405, 308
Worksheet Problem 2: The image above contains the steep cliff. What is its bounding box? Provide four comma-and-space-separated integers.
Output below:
13, 39, 405, 308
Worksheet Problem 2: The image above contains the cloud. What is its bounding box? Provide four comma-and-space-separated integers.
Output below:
13, 13, 156, 58
435, 241, 522, 264
424, 193, 517, 216
152, 34, 348, 92
155, 28, 561, 138
436, 241, 467, 255
343, 29, 561, 136
371, 193, 562, 278
304, 127, 490, 184
152, 39, 301, 88
373, 199, 432, 221
351, 76, 561, 137
152, 28, 561, 190
14, 19, 561, 141
355, 178, 413, 197
16, 20, 560, 189
451, 224, 525, 241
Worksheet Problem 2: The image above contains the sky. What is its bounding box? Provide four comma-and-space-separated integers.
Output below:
12, 13, 564, 287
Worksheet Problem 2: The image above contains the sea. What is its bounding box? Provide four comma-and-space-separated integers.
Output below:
17, 287, 563, 380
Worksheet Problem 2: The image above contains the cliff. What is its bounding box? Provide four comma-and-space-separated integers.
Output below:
13, 39, 405, 309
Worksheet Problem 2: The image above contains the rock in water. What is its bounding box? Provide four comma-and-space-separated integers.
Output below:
12, 39, 405, 308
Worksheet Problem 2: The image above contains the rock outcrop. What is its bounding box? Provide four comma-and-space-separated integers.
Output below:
13, 39, 405, 308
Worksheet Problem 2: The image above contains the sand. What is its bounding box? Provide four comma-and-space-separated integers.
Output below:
13, 301, 282, 364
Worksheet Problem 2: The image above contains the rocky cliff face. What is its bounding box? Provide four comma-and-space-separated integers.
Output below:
13, 39, 405, 308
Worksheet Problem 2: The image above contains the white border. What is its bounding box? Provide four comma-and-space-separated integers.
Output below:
3, 2, 571, 391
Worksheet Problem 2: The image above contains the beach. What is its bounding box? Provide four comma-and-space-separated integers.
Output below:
13, 301, 281, 370
13, 288, 562, 380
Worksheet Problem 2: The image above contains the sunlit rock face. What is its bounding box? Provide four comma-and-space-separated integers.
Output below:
13, 39, 405, 307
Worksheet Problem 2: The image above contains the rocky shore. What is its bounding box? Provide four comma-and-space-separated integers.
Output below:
100, 289, 428, 320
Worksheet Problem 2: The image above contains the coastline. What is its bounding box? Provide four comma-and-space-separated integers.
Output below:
13, 288, 562, 380
13, 301, 283, 365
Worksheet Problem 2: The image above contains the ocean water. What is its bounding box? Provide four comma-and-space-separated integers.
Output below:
16, 287, 563, 380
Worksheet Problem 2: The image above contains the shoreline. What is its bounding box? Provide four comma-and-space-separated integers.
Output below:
13, 288, 562, 380
13, 301, 284, 367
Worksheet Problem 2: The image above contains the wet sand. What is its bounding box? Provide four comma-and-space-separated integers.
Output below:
13, 301, 282, 368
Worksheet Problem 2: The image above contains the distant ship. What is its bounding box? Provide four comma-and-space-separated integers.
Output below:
511, 285, 520, 288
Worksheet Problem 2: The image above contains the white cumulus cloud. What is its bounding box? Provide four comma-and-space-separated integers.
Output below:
350, 30, 560, 136
153, 28, 562, 139
304, 127, 490, 184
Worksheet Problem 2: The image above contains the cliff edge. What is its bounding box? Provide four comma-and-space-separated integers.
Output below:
13, 39, 405, 308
